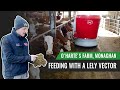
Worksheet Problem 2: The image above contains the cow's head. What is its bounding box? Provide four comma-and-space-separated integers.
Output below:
66, 31, 73, 40
44, 35, 53, 55
64, 40, 71, 51
56, 29, 71, 51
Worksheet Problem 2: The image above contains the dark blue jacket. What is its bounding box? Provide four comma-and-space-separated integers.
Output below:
1, 28, 32, 78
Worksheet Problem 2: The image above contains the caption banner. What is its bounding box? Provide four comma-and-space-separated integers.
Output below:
44, 52, 120, 71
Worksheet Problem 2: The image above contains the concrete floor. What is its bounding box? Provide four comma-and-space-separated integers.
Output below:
40, 27, 120, 79
67, 27, 120, 79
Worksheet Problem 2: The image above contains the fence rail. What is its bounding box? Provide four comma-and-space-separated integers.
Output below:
29, 17, 74, 43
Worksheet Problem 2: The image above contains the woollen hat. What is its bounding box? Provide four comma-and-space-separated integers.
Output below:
14, 15, 29, 30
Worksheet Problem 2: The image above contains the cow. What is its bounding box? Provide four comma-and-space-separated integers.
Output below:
53, 38, 64, 57
56, 21, 73, 41
56, 29, 71, 51
44, 35, 64, 57
58, 23, 74, 50
65, 24, 73, 40
60, 24, 73, 40
44, 29, 72, 57
44, 35, 53, 55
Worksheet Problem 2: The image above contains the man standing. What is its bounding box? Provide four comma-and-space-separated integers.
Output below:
1, 15, 37, 79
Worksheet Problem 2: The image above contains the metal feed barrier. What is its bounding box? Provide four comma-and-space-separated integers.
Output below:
29, 17, 74, 43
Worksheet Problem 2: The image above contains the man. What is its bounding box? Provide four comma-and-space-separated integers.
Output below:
1, 15, 37, 79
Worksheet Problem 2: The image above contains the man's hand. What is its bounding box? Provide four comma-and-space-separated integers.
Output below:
33, 53, 47, 68
30, 55, 38, 62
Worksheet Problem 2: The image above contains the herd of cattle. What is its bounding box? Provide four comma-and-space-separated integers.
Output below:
44, 22, 74, 58
26, 12, 75, 79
